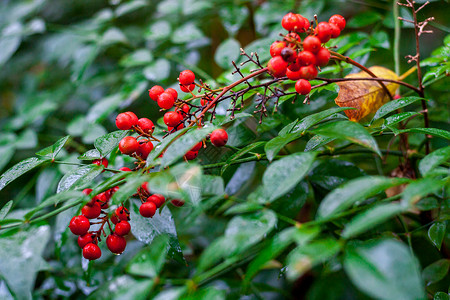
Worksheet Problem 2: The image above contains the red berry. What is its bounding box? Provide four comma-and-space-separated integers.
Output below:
329, 14, 346, 31
83, 188, 93, 195
93, 157, 108, 168
185, 150, 198, 161
298, 65, 318, 80
83, 243, 101, 260
315, 22, 332, 43
163, 111, 182, 127
119, 136, 139, 155
171, 199, 185, 207
115, 221, 131, 236
165, 88, 178, 100
280, 47, 297, 63
268, 56, 288, 78
286, 69, 302, 81
288, 59, 301, 72
281, 13, 304, 32
137, 118, 154, 133
119, 167, 131, 172
141, 182, 149, 193
181, 104, 190, 114
137, 140, 153, 159
315, 47, 330, 67
116, 112, 137, 130
191, 142, 202, 152
179, 70, 195, 85
115, 206, 129, 221
179, 83, 195, 93
295, 79, 312, 95
78, 233, 95, 248
69, 215, 90, 235
200, 97, 215, 108
110, 214, 120, 225
270, 41, 287, 57
168, 123, 184, 132
81, 202, 102, 219
329, 23, 341, 39
148, 85, 164, 101
297, 51, 316, 66
157, 92, 175, 110
284, 32, 301, 44
303, 36, 321, 54
139, 202, 156, 218
297, 15, 310, 32
210, 129, 228, 147
106, 234, 127, 254
147, 194, 165, 208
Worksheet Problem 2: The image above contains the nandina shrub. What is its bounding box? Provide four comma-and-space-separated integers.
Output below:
0, 0, 449, 299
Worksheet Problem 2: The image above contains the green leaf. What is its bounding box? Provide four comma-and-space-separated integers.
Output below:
126, 234, 169, 278
342, 203, 406, 238
0, 157, 48, 191
262, 152, 317, 202
94, 130, 129, 158
0, 144, 15, 172
347, 11, 382, 28
111, 173, 150, 205
428, 222, 446, 250
119, 49, 153, 67
304, 135, 335, 152
171, 23, 204, 44
311, 121, 381, 156
198, 210, 277, 272
143, 58, 171, 81
36, 135, 70, 160
221, 141, 265, 174
383, 112, 420, 129
0, 201, 13, 221
24, 190, 84, 219
57, 164, 104, 193
201, 175, 225, 196
0, 23, 22, 66
286, 238, 342, 280
264, 133, 302, 162
214, 38, 240, 69
372, 97, 425, 121
419, 146, 450, 176
146, 127, 191, 167
245, 226, 319, 282
317, 176, 410, 219
0, 226, 50, 300
344, 239, 426, 300
78, 149, 102, 160
434, 292, 450, 300
396, 128, 450, 140
115, 0, 147, 17
162, 127, 216, 167
423, 259, 450, 285
87, 275, 152, 300
402, 177, 448, 205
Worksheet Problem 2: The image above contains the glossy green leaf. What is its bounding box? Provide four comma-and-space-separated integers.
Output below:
94, 130, 129, 158
344, 239, 425, 300
221, 141, 265, 173
402, 177, 448, 205
77, 149, 102, 161
0, 144, 15, 172
126, 235, 169, 278
419, 146, 450, 176
423, 259, 450, 285
87, 275, 152, 300
214, 38, 240, 69
396, 128, 450, 140
0, 201, 13, 221
434, 292, 450, 300
24, 190, 83, 219
0, 226, 50, 300
262, 152, 317, 202
56, 164, 103, 193
311, 121, 381, 156
146, 127, 191, 167
304, 135, 335, 152
342, 203, 406, 238
35, 135, 69, 160
264, 133, 302, 162
0, 157, 49, 191
347, 11, 382, 28
162, 127, 216, 167
201, 175, 225, 197
317, 176, 410, 219
286, 238, 342, 280
111, 173, 150, 205
428, 222, 446, 250
372, 97, 424, 121
383, 112, 420, 129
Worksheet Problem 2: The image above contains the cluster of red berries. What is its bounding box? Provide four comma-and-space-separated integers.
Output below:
136, 181, 169, 217
68, 187, 131, 260
267, 13, 346, 95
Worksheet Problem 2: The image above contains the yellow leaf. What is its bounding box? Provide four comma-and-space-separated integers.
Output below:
334, 66, 399, 122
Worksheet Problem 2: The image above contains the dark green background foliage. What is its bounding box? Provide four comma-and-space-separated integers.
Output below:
0, 0, 449, 299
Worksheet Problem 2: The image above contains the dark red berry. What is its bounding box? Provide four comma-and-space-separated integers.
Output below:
185, 150, 198, 160
139, 202, 156, 218
81, 202, 101, 219
295, 79, 312, 95
115, 206, 129, 221
280, 47, 297, 63
148, 85, 164, 101
69, 215, 90, 235
315, 47, 330, 67
119, 136, 139, 155
268, 56, 288, 78
83, 243, 101, 260
210, 129, 228, 147
110, 213, 120, 225
106, 234, 127, 254
315, 22, 332, 43
171, 199, 185, 207
329, 14, 346, 31
179, 70, 195, 85
303, 36, 321, 54
270, 41, 287, 57
115, 221, 131, 236
137, 118, 154, 133
288, 59, 301, 72
78, 233, 95, 248
157, 92, 175, 110
191, 142, 202, 152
